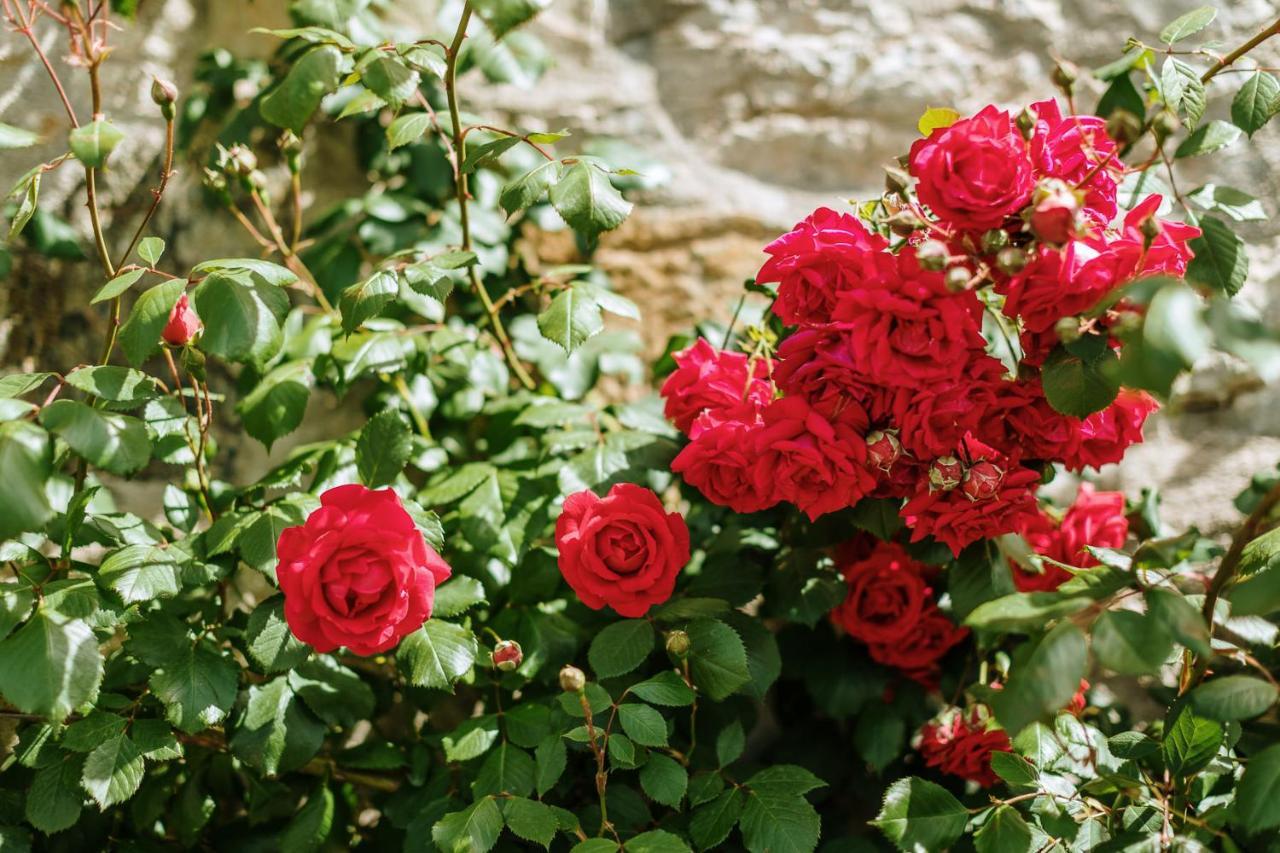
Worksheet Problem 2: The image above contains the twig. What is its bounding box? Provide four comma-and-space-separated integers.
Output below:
1201, 16, 1280, 83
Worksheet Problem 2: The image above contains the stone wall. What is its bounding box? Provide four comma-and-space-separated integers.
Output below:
3, 0, 1279, 532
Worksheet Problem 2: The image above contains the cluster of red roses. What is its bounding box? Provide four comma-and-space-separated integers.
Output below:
664, 99, 1196, 558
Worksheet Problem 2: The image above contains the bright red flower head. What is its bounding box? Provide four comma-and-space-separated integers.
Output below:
774, 324, 878, 426
830, 541, 931, 646
660, 338, 772, 436
867, 604, 969, 688
1027, 99, 1121, 227
1013, 483, 1129, 591
276, 484, 451, 656
918, 706, 1012, 788
908, 105, 1035, 232
1059, 390, 1158, 471
672, 418, 778, 514
555, 484, 691, 618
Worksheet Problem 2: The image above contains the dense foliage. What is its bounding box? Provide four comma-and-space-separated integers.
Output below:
2, 1, 1280, 851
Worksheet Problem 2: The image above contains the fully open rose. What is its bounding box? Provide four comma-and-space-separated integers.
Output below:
276, 484, 451, 655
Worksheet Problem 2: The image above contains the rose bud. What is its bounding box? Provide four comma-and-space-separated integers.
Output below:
962, 460, 1005, 502
887, 209, 925, 237
1054, 316, 1083, 344
1051, 60, 1078, 92
1029, 179, 1082, 245
916, 239, 950, 272
492, 640, 523, 672
944, 265, 971, 292
866, 430, 903, 471
1015, 106, 1037, 140
559, 664, 586, 693
928, 456, 964, 491
980, 228, 1009, 254
995, 246, 1028, 275
665, 629, 690, 658
162, 293, 201, 346
151, 77, 179, 120
884, 165, 912, 198
1105, 109, 1142, 147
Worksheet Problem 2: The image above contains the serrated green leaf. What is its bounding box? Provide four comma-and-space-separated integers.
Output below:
500, 160, 558, 215
0, 421, 53, 540
118, 278, 184, 365
1041, 341, 1119, 418
1092, 609, 1173, 675
686, 618, 750, 701
1189, 674, 1278, 720
1187, 215, 1249, 297
387, 112, 433, 150
1238, 743, 1280, 832
99, 544, 183, 603
229, 677, 325, 775
238, 360, 314, 450
619, 703, 668, 747
873, 777, 967, 853
68, 119, 125, 168
433, 797, 504, 853
149, 641, 238, 733
0, 609, 102, 721
1160, 6, 1216, 43
538, 286, 603, 353
548, 160, 631, 237
245, 597, 312, 673
1162, 703, 1223, 776
92, 268, 146, 305
504, 797, 556, 848
81, 732, 144, 808
990, 622, 1088, 736
261, 45, 344, 134
397, 619, 478, 689
1175, 119, 1241, 158
588, 619, 654, 679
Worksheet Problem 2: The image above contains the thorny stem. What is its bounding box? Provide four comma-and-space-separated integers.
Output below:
444, 2, 537, 390
1200, 16, 1280, 83
578, 691, 616, 840
116, 117, 177, 271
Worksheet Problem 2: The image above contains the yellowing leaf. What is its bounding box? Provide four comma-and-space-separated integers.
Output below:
918, 106, 961, 136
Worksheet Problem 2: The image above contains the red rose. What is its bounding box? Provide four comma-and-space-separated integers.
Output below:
830, 541, 931, 645
672, 418, 778, 514
1028, 99, 1121, 227
774, 324, 880, 426
997, 240, 1133, 336
751, 397, 876, 521
1116, 195, 1200, 278
162, 293, 202, 346
1013, 484, 1128, 591
555, 484, 691, 618
1067, 679, 1090, 715
1060, 390, 1157, 471
660, 338, 772, 436
756, 207, 896, 326
867, 604, 969, 688
985, 378, 1082, 463
918, 706, 1012, 788
276, 485, 451, 656
901, 435, 1042, 556
1028, 179, 1083, 245
888, 356, 1004, 459
908, 105, 1034, 232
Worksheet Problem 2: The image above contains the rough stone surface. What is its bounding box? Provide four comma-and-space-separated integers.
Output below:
3, 0, 1280, 533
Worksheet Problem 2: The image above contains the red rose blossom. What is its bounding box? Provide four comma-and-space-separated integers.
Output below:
1027, 99, 1121, 227
774, 324, 878, 426
867, 604, 969, 688
1059, 390, 1158, 471
830, 541, 931, 645
671, 418, 778, 514
555, 483, 691, 618
162, 293, 202, 346
908, 105, 1034, 232
276, 484, 451, 656
918, 706, 1012, 788
660, 338, 772, 436
985, 378, 1082, 463
1013, 483, 1128, 591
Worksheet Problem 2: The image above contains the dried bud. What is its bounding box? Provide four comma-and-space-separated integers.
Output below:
1054, 316, 1083, 344
162, 293, 201, 347
1029, 179, 1082, 245
1105, 109, 1143, 148
981, 228, 1010, 254
150, 77, 179, 120
917, 239, 950, 272
492, 640, 523, 672
995, 246, 1029, 275
928, 456, 964, 491
884, 165, 912, 198
944, 265, 972, 292
1016, 106, 1038, 140
1050, 60, 1078, 93
887, 209, 925, 237
962, 460, 1005, 502
558, 664, 586, 693
665, 630, 691, 658
866, 430, 902, 471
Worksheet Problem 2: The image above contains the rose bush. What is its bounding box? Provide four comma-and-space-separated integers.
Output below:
2, 2, 1280, 852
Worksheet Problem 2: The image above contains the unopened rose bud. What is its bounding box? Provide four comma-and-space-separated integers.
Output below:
279, 130, 303, 174
1139, 215, 1161, 244
226, 144, 257, 177
995, 246, 1028, 275
151, 77, 179, 120
981, 229, 1010, 254
917, 239, 949, 272
928, 456, 964, 491
962, 460, 1004, 502
1153, 110, 1180, 142
162, 293, 201, 346
866, 430, 902, 471
884, 165, 911, 198
944, 265, 971, 292
1051, 61, 1078, 93
887, 209, 925, 237
1105, 109, 1142, 147
665, 630, 690, 658
1054, 316, 1083, 344
1016, 106, 1038, 140
1029, 179, 1082, 245
559, 664, 586, 693
492, 640, 523, 672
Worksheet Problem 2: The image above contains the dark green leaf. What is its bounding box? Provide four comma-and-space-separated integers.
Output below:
1175, 119, 1241, 158
1092, 609, 1173, 675
1237, 743, 1280, 832
356, 409, 412, 488
229, 677, 325, 775
686, 618, 750, 701
1041, 342, 1119, 418
1162, 703, 1223, 776
0, 609, 102, 721
588, 619, 654, 678
503, 797, 556, 848
873, 777, 967, 853
1189, 675, 1278, 720
260, 45, 344, 134
548, 160, 631, 237
639, 753, 687, 807
118, 278, 184, 365
1187, 215, 1249, 297
397, 619, 478, 689
990, 622, 1088, 736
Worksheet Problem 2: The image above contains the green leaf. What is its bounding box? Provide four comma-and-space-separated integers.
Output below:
359, 55, 419, 108
25, 756, 84, 833
588, 619, 654, 678
1237, 743, 1280, 832
281, 784, 335, 853
397, 619, 478, 689
137, 236, 165, 266
245, 597, 312, 673
503, 797, 557, 848
626, 830, 692, 853
7, 168, 39, 242
81, 732, 144, 808
619, 703, 668, 747
0, 121, 39, 149
0, 372, 52, 399
690, 788, 744, 851
1160, 5, 1216, 43
62, 710, 127, 752
68, 119, 125, 168
461, 135, 522, 174
989, 751, 1038, 789
1146, 587, 1212, 656
399, 43, 447, 77
535, 734, 566, 796
387, 112, 433, 150
1175, 119, 1241, 158
92, 268, 146, 304
607, 732, 636, 768
0, 609, 102, 721
433, 576, 487, 618
339, 269, 399, 333
1162, 703, 1223, 776
686, 618, 750, 701
260, 45, 344, 134
238, 360, 314, 449
1161, 58, 1206, 127
1189, 675, 1278, 720
537, 286, 603, 354
640, 753, 687, 807
1231, 71, 1280, 136
0, 421, 53, 540
149, 641, 238, 733
250, 25, 356, 49
1186, 184, 1267, 222
630, 671, 695, 707
1187, 215, 1249, 297
443, 721, 499, 762
433, 797, 504, 853
65, 365, 158, 406
118, 278, 184, 365
191, 258, 298, 287
192, 271, 289, 365
99, 544, 183, 603
716, 720, 744, 767
990, 622, 1088, 736
548, 160, 631, 237
229, 677, 325, 776
356, 409, 412, 488
1092, 609, 1173, 675
472, 741, 535, 797
974, 806, 1034, 853
500, 160, 558, 215
739, 787, 820, 853
873, 777, 968, 853
473, 0, 552, 38
745, 765, 826, 799
39, 400, 151, 475
1041, 341, 1119, 418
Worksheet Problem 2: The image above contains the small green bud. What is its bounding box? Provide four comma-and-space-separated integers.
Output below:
887, 209, 925, 237
917, 239, 950, 272
150, 77, 179, 121
995, 246, 1029, 275
1051, 60, 1078, 93
1139, 215, 1162, 243
1054, 316, 1083, 344
944, 265, 971, 292
279, 130, 303, 174
665, 630, 691, 658
559, 664, 586, 693
1105, 109, 1143, 147
981, 229, 1010, 254
1153, 110, 1180, 141
1016, 106, 1038, 140
226, 144, 257, 177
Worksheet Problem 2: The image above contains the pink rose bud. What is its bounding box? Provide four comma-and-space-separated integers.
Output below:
559, 664, 586, 693
492, 640, 523, 672
1029, 179, 1081, 245
162, 293, 201, 346
866, 430, 903, 471
962, 460, 1005, 502
928, 456, 964, 491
